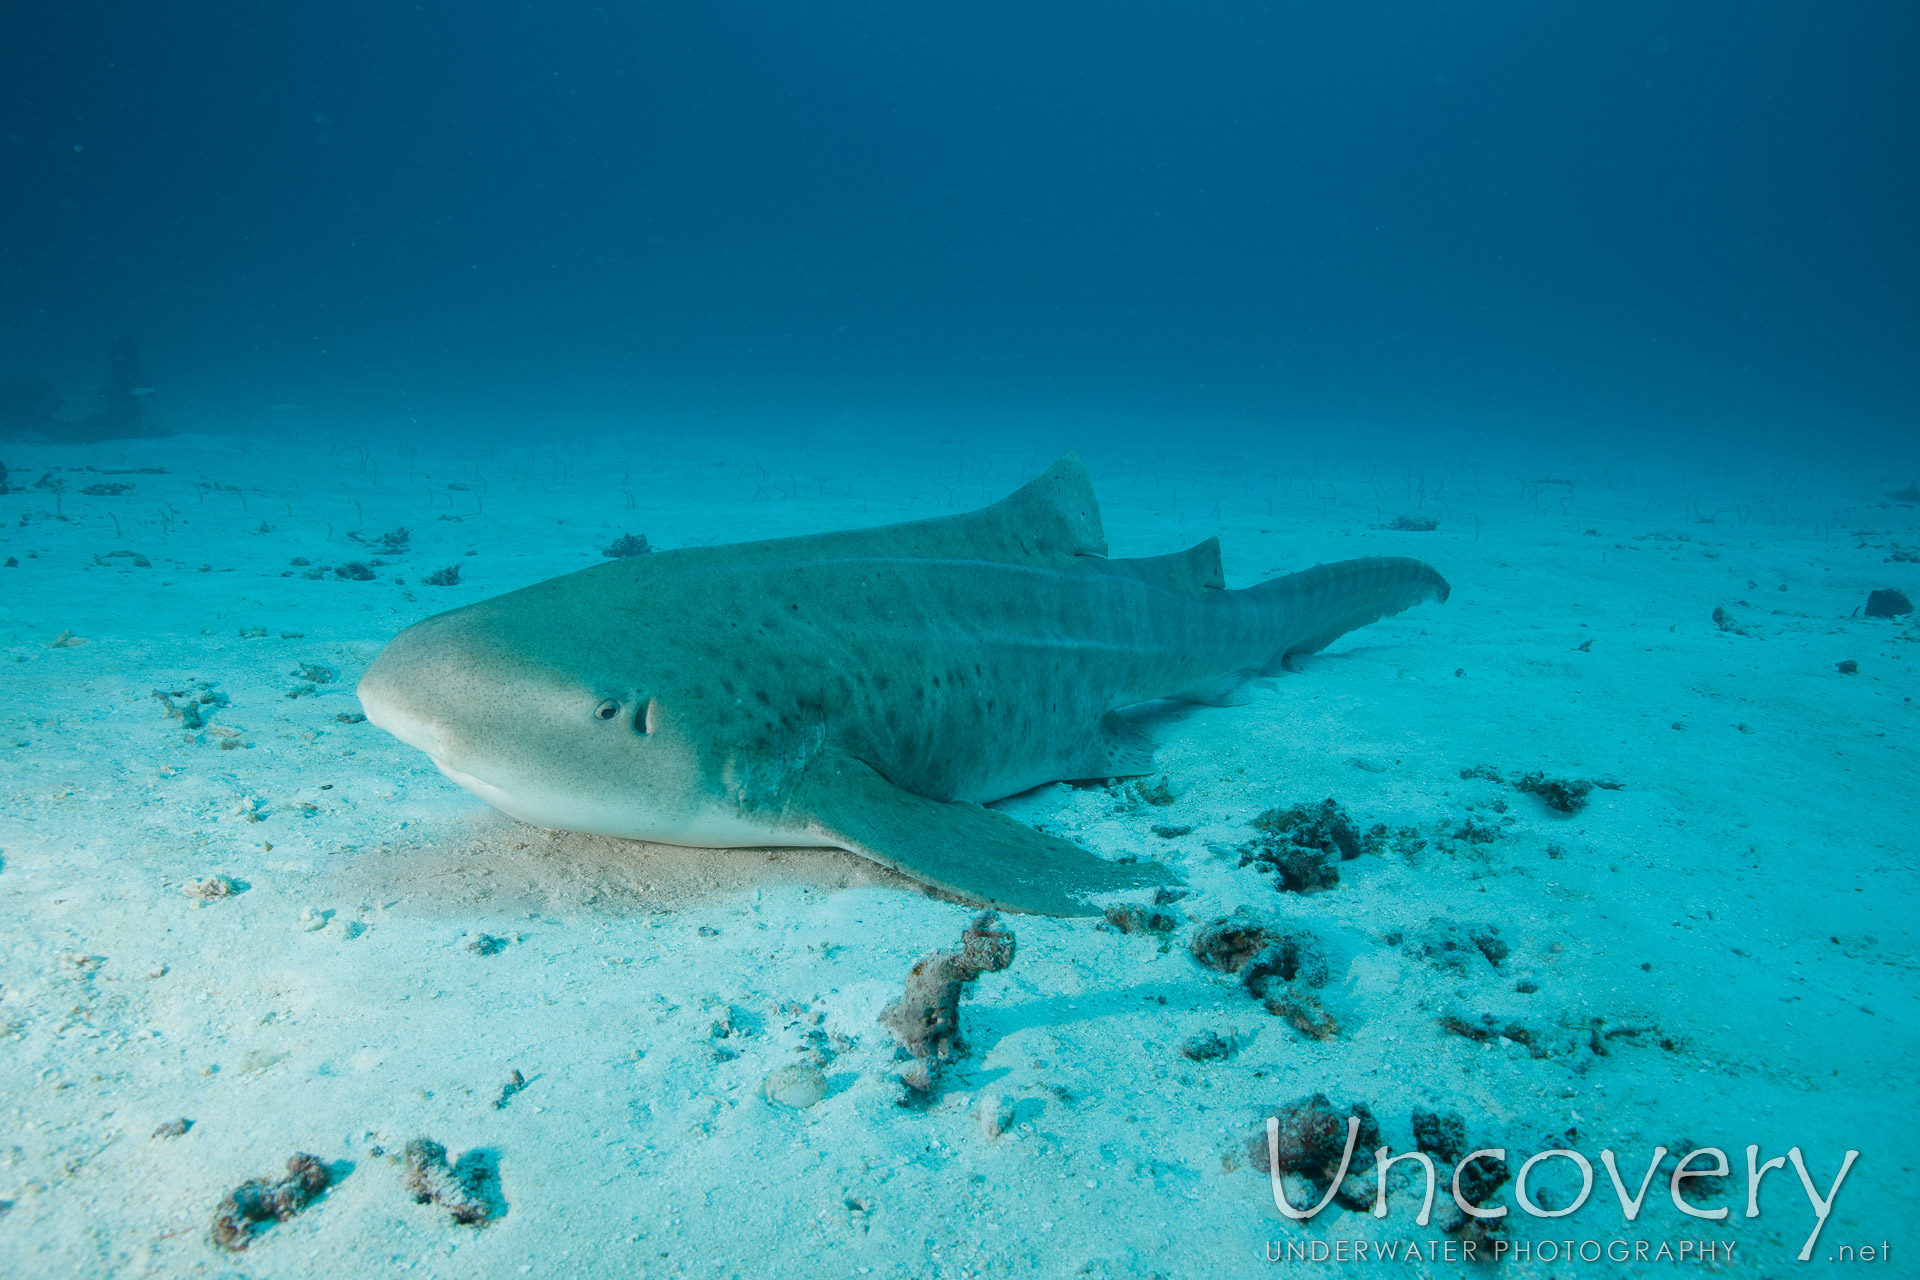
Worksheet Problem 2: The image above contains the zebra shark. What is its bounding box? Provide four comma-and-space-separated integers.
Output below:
357, 457, 1448, 914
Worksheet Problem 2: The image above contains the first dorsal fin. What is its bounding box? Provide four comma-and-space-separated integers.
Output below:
619, 456, 1107, 573
981, 455, 1107, 558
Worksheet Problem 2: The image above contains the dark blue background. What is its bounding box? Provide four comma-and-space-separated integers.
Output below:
4, 2, 1915, 453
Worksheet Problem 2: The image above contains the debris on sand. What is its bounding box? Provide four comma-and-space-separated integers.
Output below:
209, 1153, 332, 1251
1360, 822, 1428, 861
1385, 514, 1438, 532
1443, 1156, 1511, 1246
1410, 1108, 1467, 1162
1244, 1093, 1378, 1190
334, 561, 376, 581
1402, 916, 1508, 972
975, 1092, 1016, 1139
1238, 929, 1332, 996
1102, 902, 1179, 935
402, 1138, 500, 1226
1865, 588, 1912, 619
1180, 1029, 1234, 1061
492, 1068, 527, 1109
1251, 799, 1362, 854
1513, 770, 1594, 814
1129, 777, 1177, 806
1439, 1011, 1543, 1056
1265, 989, 1341, 1040
601, 532, 651, 558
877, 912, 1016, 1097
150, 683, 227, 732
1712, 605, 1756, 636
1236, 798, 1362, 892
1189, 908, 1279, 974
763, 1062, 829, 1109
182, 874, 243, 901
1465, 763, 1620, 815
1189, 909, 1338, 1035
348, 526, 410, 554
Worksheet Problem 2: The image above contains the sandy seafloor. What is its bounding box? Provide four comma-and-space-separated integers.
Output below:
0, 429, 1915, 1280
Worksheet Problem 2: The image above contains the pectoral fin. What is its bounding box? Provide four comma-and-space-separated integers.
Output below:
784, 754, 1179, 916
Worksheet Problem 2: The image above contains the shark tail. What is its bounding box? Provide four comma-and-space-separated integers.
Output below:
1248, 556, 1450, 671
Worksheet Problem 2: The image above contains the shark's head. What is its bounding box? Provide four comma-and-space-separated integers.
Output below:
356, 596, 723, 841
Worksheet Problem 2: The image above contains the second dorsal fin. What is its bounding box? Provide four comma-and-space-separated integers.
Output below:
1122, 537, 1225, 594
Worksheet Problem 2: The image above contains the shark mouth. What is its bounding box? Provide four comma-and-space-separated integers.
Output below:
427, 754, 604, 834
432, 757, 507, 803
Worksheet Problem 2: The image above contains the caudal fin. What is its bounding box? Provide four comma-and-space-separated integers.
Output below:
1248, 556, 1450, 671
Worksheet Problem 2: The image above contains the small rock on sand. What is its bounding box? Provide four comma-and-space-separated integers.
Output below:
976, 1093, 1015, 1139
182, 874, 240, 901
763, 1063, 828, 1109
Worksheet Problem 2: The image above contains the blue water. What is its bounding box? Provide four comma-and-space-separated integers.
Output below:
3, 2, 1915, 460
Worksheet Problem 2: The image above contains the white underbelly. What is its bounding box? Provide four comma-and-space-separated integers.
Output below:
434, 758, 838, 849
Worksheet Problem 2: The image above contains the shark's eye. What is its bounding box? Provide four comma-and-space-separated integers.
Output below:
594, 698, 621, 721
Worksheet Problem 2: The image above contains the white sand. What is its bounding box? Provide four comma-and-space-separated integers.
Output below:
1, 430, 1914, 1277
